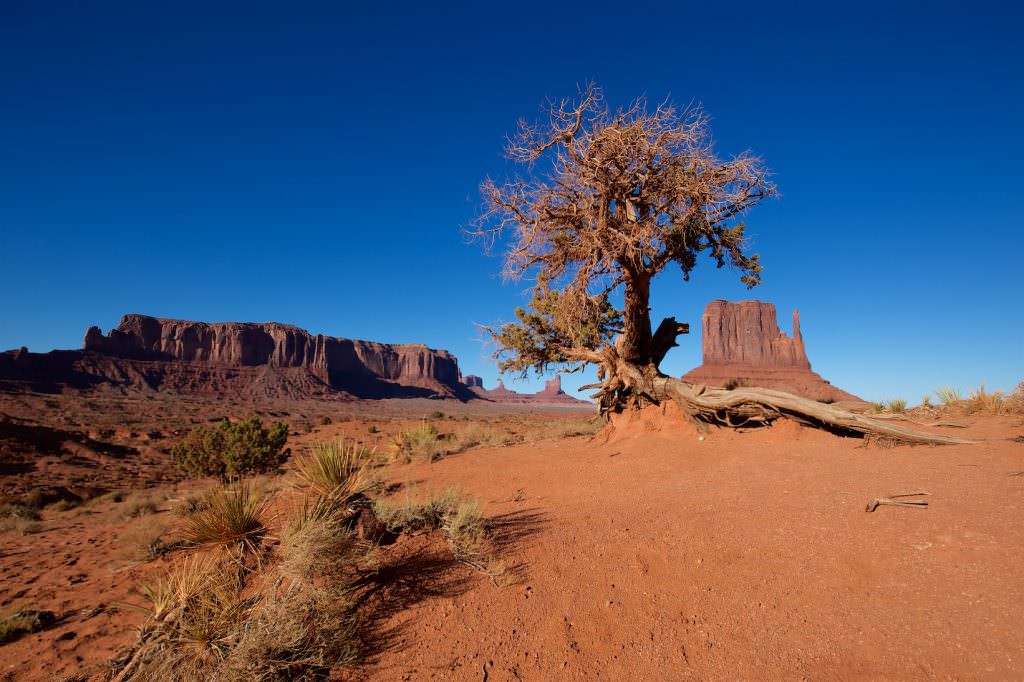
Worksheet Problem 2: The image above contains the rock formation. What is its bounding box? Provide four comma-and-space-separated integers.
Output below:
682, 300, 860, 402
464, 374, 590, 406
1, 314, 472, 400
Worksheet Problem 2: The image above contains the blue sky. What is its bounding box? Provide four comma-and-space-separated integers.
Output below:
1, 1, 1021, 403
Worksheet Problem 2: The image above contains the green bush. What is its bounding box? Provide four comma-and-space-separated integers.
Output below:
172, 416, 289, 479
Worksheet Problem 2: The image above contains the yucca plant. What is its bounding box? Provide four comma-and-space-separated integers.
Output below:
292, 439, 370, 501
182, 483, 268, 556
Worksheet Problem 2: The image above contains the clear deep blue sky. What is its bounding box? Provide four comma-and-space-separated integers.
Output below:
2, 1, 1021, 403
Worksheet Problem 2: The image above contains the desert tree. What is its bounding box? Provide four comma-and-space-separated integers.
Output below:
469, 83, 967, 446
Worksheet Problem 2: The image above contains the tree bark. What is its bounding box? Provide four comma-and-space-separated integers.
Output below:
619, 275, 653, 364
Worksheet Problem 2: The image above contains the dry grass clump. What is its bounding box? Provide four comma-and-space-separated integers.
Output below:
181, 483, 268, 555
293, 439, 372, 500
884, 398, 907, 413
114, 489, 364, 680
278, 496, 364, 585
1005, 382, 1024, 415
450, 423, 513, 451
374, 487, 505, 581
389, 421, 442, 462
115, 555, 251, 680
0, 610, 55, 644
520, 417, 602, 441
119, 491, 159, 520
120, 516, 170, 561
219, 591, 359, 680
964, 385, 1005, 415
0, 501, 42, 535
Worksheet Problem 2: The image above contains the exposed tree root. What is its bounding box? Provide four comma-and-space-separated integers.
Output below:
588, 350, 973, 446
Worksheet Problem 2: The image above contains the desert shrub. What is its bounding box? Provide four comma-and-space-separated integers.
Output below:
114, 503, 361, 680
389, 422, 442, 462
372, 486, 466, 533
965, 385, 1005, 415
46, 499, 80, 512
428, 410, 446, 420
884, 398, 907, 413
1006, 382, 1024, 415
374, 488, 503, 579
21, 488, 46, 509
220, 591, 359, 679
120, 492, 158, 520
120, 516, 169, 561
172, 416, 288, 479
173, 490, 211, 518
121, 555, 248, 680
319, 416, 332, 426
934, 386, 963, 404
293, 439, 371, 501
521, 417, 602, 441
870, 401, 886, 413
0, 610, 55, 644
723, 378, 746, 390
279, 497, 364, 584
0, 516, 42, 535
0, 502, 41, 522
367, 425, 379, 434
182, 483, 268, 555
449, 423, 510, 452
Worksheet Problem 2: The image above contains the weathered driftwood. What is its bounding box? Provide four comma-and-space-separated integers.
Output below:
865, 492, 931, 512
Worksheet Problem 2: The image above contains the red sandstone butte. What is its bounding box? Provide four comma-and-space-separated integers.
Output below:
682, 300, 860, 402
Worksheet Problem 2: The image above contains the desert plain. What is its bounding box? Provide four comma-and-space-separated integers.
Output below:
1, 385, 1022, 681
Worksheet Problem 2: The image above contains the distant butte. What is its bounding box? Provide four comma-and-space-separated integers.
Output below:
682, 300, 860, 402
461, 374, 590, 406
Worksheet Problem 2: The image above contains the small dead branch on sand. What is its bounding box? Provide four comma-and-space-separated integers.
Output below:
865, 492, 931, 512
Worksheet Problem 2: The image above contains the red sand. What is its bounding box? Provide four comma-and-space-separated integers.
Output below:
2, 401, 1022, 681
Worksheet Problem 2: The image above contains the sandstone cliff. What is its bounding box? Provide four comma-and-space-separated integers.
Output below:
682, 300, 859, 402
1, 315, 470, 400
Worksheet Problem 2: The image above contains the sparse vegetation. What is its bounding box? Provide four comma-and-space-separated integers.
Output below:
1006, 382, 1024, 415
389, 421, 442, 462
171, 416, 289, 479
0, 501, 42, 535
0, 610, 55, 644
884, 398, 907, 413
119, 491, 158, 519
120, 516, 170, 561
964, 385, 1005, 415
374, 487, 505, 580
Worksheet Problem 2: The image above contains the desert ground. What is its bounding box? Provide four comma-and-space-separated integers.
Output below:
1, 391, 1022, 681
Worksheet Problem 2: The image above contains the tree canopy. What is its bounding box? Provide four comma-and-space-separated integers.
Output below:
471, 83, 777, 377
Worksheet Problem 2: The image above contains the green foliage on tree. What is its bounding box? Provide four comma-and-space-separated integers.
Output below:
172, 416, 289, 479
